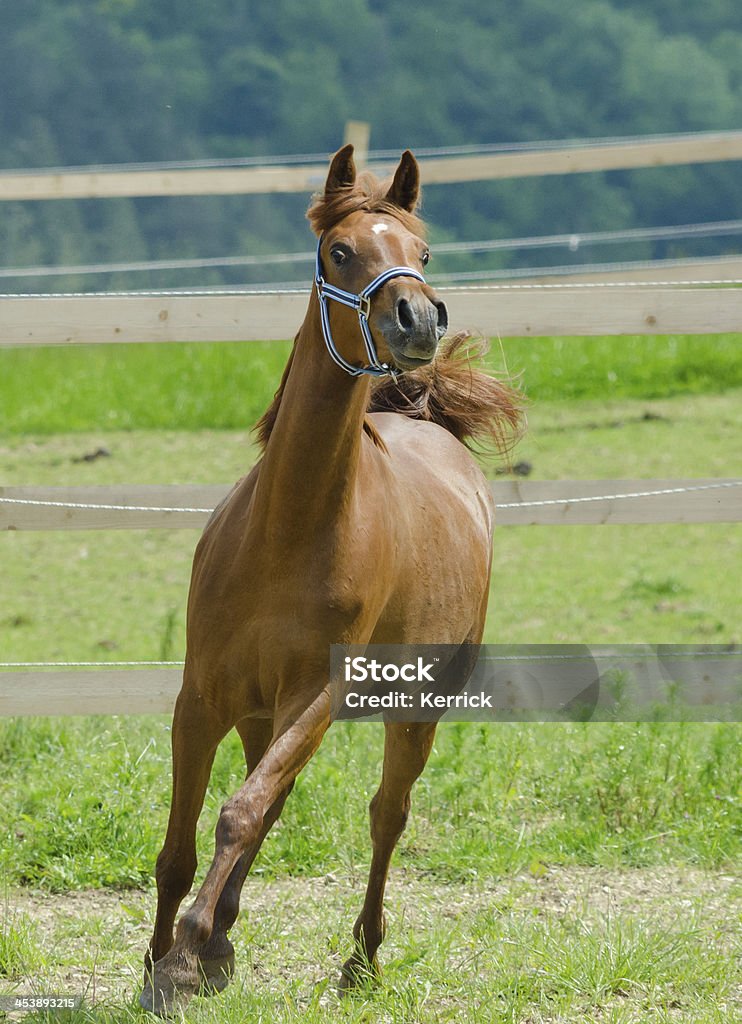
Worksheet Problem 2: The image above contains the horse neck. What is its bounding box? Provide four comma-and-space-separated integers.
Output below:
253, 290, 372, 542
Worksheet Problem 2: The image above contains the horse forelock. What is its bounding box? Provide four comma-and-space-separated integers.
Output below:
307, 172, 426, 239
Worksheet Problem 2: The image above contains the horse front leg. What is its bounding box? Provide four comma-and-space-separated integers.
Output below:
341, 720, 437, 989
145, 688, 229, 976
197, 718, 295, 994
143, 688, 331, 1017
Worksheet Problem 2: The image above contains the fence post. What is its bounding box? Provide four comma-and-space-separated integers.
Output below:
343, 121, 371, 168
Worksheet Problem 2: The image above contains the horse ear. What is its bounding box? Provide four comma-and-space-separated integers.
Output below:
325, 144, 357, 195
385, 150, 420, 212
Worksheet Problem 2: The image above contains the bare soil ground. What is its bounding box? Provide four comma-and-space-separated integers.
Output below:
3, 865, 739, 1016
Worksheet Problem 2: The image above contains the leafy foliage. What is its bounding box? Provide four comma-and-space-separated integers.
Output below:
1, 2, 742, 288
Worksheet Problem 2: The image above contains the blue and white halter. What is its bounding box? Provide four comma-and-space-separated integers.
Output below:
314, 235, 427, 379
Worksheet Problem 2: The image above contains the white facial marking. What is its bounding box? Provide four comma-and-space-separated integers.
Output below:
371, 222, 389, 235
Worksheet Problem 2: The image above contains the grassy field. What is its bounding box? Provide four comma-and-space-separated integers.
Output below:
1, 335, 740, 1021
1, 334, 742, 434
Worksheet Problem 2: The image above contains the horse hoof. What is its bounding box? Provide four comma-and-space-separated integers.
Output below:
338, 955, 380, 994
139, 981, 165, 1017
140, 951, 199, 1017
198, 950, 235, 995
139, 979, 195, 1018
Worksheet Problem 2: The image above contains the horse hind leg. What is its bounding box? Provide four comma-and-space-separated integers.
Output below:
197, 717, 295, 995
340, 719, 436, 990
340, 629, 486, 991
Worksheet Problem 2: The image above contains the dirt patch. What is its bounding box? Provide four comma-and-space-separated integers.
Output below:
8, 863, 739, 916
2, 866, 739, 1016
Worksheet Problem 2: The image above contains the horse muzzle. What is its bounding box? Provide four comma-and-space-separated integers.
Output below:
387, 294, 449, 368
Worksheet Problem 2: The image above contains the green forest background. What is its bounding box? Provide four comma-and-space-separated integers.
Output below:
2, 0, 742, 291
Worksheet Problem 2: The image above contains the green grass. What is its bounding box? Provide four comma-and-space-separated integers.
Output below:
0, 716, 739, 893
0, 901, 40, 978
0, 340, 293, 434
1, 334, 741, 433
495, 333, 742, 402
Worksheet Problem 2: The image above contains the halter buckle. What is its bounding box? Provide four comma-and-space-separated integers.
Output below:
357, 294, 371, 320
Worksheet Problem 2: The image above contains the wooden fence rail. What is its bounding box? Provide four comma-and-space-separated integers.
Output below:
3, 131, 742, 201
0, 669, 182, 717
1, 480, 740, 530
3, 284, 742, 345
1, 661, 740, 718
496, 254, 742, 286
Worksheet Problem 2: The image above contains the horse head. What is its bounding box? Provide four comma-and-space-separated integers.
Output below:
311, 145, 449, 375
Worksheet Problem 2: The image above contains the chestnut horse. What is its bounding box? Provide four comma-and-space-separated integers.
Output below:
141, 145, 522, 1015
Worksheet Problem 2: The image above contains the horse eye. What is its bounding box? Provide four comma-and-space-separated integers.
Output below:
421, 251, 430, 267
330, 248, 347, 266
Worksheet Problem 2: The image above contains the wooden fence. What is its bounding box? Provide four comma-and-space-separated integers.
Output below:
3, 126, 742, 292
2, 479, 740, 532
491, 254, 742, 286
4, 282, 742, 345
3, 130, 742, 201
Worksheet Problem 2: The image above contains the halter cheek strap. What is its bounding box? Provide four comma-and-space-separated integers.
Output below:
314, 236, 427, 379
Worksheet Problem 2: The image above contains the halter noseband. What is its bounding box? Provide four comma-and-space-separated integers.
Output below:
314, 235, 427, 379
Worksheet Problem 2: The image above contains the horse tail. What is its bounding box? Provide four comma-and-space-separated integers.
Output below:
368, 332, 526, 460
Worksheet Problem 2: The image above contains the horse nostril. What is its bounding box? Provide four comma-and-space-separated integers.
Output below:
396, 298, 415, 334
435, 301, 449, 334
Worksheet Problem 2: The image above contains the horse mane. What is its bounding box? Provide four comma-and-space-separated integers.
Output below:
254, 340, 296, 449
369, 332, 526, 461
307, 170, 427, 239
255, 332, 524, 461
